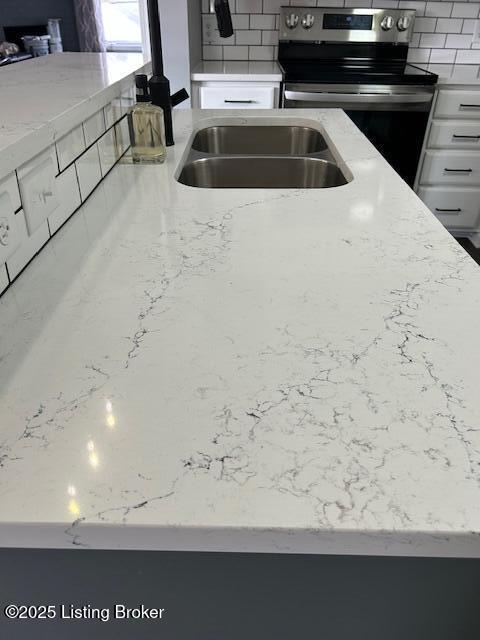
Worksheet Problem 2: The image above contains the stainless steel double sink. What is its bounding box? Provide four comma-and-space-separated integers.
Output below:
177, 124, 350, 189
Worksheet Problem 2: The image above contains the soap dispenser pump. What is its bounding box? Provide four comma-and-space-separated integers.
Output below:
128, 74, 166, 164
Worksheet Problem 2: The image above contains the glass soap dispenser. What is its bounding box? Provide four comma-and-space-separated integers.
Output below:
128, 74, 166, 164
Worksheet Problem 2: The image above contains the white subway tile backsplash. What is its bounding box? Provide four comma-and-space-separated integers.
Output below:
398, 1, 426, 16
451, 2, 479, 17
262, 0, 285, 11
249, 45, 275, 60
223, 45, 249, 59
435, 17, 463, 31
262, 30, 279, 45
420, 32, 447, 45
414, 17, 437, 31
425, 2, 453, 16
455, 48, 480, 61
203, 45, 223, 60
372, 0, 399, 7
250, 14, 276, 29
462, 18, 477, 33
236, 0, 262, 13
408, 47, 432, 61
201, 0, 480, 66
446, 32, 474, 45
346, 0, 372, 6
231, 14, 250, 29
236, 29, 262, 44
430, 47, 457, 60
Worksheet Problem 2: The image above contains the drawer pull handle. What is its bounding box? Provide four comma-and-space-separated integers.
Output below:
435, 207, 462, 213
452, 134, 480, 139
224, 99, 255, 104
459, 104, 480, 109
444, 168, 472, 173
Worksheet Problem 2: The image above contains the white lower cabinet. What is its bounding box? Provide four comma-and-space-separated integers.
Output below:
49, 165, 82, 234
420, 150, 480, 186
418, 186, 480, 229
17, 148, 59, 235
75, 144, 102, 201
6, 212, 49, 280
417, 85, 480, 236
428, 121, 480, 150
193, 80, 280, 109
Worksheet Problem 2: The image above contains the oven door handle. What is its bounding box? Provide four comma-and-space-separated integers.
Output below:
284, 90, 433, 105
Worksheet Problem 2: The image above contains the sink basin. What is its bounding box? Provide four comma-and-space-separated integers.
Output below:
191, 126, 328, 155
177, 156, 348, 189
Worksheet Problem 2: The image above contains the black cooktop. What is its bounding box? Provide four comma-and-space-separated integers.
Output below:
279, 60, 438, 85
278, 41, 438, 86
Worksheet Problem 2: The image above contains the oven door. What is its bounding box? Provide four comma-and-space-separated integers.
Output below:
283, 83, 434, 186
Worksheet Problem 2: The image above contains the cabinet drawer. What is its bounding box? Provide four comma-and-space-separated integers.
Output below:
418, 186, 480, 229
435, 90, 480, 119
0, 191, 22, 265
420, 150, 480, 186
49, 165, 81, 234
83, 109, 106, 147
428, 121, 480, 150
75, 144, 102, 201
56, 124, 86, 172
199, 85, 275, 109
17, 148, 59, 235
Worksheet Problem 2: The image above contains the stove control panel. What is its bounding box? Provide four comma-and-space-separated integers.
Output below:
280, 7, 415, 43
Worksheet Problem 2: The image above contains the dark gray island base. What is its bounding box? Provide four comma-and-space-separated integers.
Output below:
1, 549, 479, 639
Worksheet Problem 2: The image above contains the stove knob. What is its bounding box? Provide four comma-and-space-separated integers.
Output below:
301, 14, 315, 29
397, 15, 411, 31
285, 13, 299, 29
380, 16, 394, 30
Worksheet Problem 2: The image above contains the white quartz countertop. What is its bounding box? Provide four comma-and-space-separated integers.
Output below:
0, 52, 150, 181
191, 60, 282, 81
1, 109, 480, 557
427, 63, 480, 86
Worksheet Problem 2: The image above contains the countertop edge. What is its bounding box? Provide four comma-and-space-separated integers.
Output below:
0, 56, 152, 183
1, 523, 480, 557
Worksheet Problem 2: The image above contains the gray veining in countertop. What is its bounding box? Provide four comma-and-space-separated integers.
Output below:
1, 109, 480, 556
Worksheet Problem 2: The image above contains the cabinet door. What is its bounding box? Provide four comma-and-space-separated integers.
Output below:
418, 186, 480, 229
200, 85, 276, 109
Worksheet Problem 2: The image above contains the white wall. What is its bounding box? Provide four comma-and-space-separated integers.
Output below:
157, 0, 202, 108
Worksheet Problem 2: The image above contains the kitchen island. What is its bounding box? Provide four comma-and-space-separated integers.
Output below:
1, 107, 480, 559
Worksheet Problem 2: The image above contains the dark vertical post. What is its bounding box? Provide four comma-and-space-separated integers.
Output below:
146, 0, 174, 146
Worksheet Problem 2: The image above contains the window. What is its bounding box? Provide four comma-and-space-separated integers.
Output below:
100, 0, 149, 53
